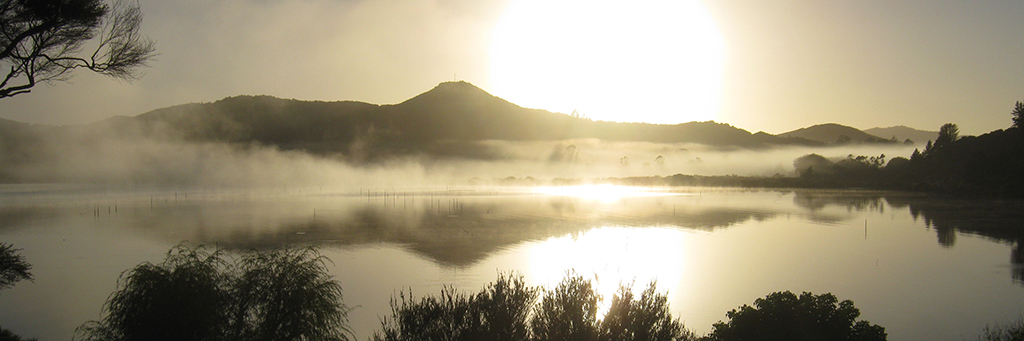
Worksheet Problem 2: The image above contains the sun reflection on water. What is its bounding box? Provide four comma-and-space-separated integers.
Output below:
525, 226, 690, 319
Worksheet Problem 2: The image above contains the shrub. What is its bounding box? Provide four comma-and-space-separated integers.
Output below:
374, 272, 538, 341
977, 317, 1024, 341
530, 274, 599, 341
599, 283, 695, 341
0, 243, 32, 292
704, 291, 885, 341
75, 244, 351, 341
75, 244, 232, 341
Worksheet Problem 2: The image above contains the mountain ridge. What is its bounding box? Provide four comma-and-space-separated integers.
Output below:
1, 81, 926, 164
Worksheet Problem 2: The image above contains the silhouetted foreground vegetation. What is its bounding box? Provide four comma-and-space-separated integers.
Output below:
375, 273, 695, 341
976, 318, 1024, 341
0, 243, 31, 291
74, 244, 352, 341
375, 273, 886, 341
0, 243, 36, 341
704, 291, 885, 341
50, 243, 1024, 341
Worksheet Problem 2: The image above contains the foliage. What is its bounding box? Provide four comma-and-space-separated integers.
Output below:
935, 123, 960, 149
599, 283, 695, 341
793, 154, 832, 178
75, 243, 351, 341
977, 317, 1024, 341
0, 242, 32, 291
374, 272, 538, 341
0, 0, 155, 99
75, 244, 233, 341
839, 154, 885, 169
375, 273, 694, 341
531, 274, 599, 341
374, 286, 481, 341
0, 327, 37, 341
704, 291, 885, 341
1012, 101, 1024, 129
231, 247, 351, 341
478, 273, 538, 341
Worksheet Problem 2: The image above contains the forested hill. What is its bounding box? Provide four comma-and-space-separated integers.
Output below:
779, 123, 900, 145
78, 81, 819, 159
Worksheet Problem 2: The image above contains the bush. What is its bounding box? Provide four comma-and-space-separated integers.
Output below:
977, 317, 1024, 341
76, 245, 232, 341
0, 243, 32, 292
704, 291, 885, 341
600, 283, 695, 341
75, 244, 351, 341
530, 274, 599, 341
374, 272, 538, 341
376, 272, 694, 341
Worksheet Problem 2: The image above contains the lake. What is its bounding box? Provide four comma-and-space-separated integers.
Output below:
1, 185, 1022, 340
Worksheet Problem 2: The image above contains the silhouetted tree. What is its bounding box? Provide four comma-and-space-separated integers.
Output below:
599, 283, 695, 341
0, 0, 155, 99
935, 123, 959, 149
0, 244, 36, 341
531, 274, 599, 341
75, 244, 232, 341
1013, 101, 1024, 129
705, 291, 886, 341
793, 154, 832, 178
231, 247, 352, 341
0, 243, 32, 292
0, 328, 37, 341
75, 244, 352, 341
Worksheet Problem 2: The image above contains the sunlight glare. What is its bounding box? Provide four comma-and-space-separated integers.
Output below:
489, 0, 725, 124
526, 227, 690, 319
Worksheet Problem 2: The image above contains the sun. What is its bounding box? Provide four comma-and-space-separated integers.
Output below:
489, 0, 725, 124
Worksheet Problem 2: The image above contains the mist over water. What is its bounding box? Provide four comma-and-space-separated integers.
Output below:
1, 125, 917, 188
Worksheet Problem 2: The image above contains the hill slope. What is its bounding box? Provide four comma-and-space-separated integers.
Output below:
779, 123, 895, 145
864, 126, 938, 145
85, 81, 820, 159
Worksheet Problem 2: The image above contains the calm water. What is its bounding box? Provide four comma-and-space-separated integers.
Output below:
1, 185, 1023, 340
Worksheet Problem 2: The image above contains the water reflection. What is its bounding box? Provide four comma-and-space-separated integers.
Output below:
0, 187, 782, 268
525, 227, 691, 318
3, 186, 1024, 340
791, 191, 1024, 284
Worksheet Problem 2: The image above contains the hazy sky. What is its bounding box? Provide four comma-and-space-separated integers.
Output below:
0, 0, 1021, 135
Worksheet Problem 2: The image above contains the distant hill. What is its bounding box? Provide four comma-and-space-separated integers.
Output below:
779, 123, 897, 145
864, 126, 938, 145
56, 81, 820, 160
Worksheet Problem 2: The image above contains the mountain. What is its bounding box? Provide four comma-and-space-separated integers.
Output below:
74, 81, 819, 159
864, 126, 938, 145
778, 123, 897, 145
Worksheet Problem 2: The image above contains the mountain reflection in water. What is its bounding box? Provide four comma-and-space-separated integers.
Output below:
1, 185, 1023, 341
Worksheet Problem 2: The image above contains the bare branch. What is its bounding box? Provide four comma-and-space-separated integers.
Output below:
0, 0, 154, 99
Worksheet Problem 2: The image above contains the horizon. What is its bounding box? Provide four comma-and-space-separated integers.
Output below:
0, 0, 1020, 135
